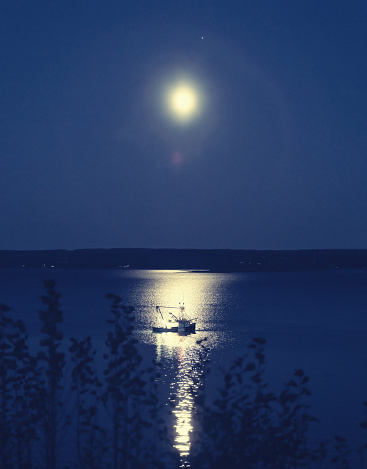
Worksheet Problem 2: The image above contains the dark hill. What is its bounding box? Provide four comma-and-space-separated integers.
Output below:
1, 248, 367, 272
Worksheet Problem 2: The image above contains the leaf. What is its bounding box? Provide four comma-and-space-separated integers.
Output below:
4, 358, 17, 369
251, 372, 262, 384
245, 362, 256, 372
253, 337, 266, 345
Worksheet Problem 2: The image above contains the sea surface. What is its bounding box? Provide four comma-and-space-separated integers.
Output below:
1, 268, 367, 465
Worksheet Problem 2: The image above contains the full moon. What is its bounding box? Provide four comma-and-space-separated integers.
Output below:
168, 84, 198, 119
147, 67, 210, 131
164, 79, 202, 124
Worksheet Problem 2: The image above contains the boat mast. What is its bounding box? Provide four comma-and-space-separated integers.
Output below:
155, 306, 165, 322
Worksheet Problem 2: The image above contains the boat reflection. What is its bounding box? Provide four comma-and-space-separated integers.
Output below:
155, 332, 205, 467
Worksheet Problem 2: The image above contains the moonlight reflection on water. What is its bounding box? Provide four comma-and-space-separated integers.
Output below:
147, 328, 229, 466
155, 333, 202, 462
132, 270, 235, 466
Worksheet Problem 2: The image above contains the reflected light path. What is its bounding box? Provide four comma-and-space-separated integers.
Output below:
131, 270, 237, 467
156, 333, 204, 464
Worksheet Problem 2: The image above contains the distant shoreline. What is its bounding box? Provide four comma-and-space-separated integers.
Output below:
1, 248, 367, 272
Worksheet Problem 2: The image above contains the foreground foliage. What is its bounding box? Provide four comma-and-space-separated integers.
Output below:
0, 280, 367, 468
190, 337, 367, 469
0, 280, 177, 469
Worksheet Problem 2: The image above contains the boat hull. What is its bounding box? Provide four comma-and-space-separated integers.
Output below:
152, 322, 196, 334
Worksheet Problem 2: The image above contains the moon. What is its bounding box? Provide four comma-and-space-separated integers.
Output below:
143, 65, 212, 136
168, 84, 198, 120
164, 79, 202, 125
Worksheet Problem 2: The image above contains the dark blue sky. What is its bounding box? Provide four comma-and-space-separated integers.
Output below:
1, 1, 367, 250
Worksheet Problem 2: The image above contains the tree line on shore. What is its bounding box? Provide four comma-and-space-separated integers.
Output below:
1, 248, 367, 271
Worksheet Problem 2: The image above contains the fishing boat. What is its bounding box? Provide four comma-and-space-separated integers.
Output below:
152, 304, 196, 334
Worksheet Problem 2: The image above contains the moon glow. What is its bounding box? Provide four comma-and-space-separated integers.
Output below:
163, 78, 203, 125
168, 84, 198, 120
145, 65, 212, 142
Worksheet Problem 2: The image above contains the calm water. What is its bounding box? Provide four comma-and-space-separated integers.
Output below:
1, 268, 367, 464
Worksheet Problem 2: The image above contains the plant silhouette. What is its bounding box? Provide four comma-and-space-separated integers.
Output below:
69, 336, 104, 469
190, 338, 356, 469
1, 281, 367, 468
0, 302, 39, 468
38, 279, 66, 469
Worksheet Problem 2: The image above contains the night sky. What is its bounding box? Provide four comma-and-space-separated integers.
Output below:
1, 1, 367, 250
